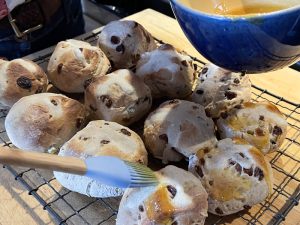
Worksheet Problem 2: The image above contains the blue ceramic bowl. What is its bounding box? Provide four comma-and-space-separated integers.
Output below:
170, 0, 300, 73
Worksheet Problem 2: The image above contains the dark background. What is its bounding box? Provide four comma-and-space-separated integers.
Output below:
81, 0, 174, 33
91, 0, 174, 17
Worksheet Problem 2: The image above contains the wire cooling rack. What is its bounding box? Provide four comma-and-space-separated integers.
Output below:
1, 31, 300, 225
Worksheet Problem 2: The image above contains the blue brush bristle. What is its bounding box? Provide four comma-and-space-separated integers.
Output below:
84, 156, 158, 188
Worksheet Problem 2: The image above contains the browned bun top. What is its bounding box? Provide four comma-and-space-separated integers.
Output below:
0, 58, 48, 108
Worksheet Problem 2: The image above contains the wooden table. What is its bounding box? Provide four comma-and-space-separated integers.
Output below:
0, 9, 300, 225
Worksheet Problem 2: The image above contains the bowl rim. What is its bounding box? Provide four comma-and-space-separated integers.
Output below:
170, 0, 300, 20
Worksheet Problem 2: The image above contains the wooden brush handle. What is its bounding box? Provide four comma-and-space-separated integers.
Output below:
0, 147, 87, 175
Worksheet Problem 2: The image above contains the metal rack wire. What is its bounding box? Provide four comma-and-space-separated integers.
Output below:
1, 32, 299, 225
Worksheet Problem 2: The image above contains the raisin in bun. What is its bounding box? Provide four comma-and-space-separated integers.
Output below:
47, 39, 111, 93
97, 20, 157, 69
189, 138, 273, 216
144, 99, 216, 163
135, 44, 196, 99
117, 165, 208, 225
54, 120, 148, 197
5, 93, 87, 152
85, 69, 152, 126
0, 58, 48, 109
216, 102, 287, 154
191, 63, 251, 118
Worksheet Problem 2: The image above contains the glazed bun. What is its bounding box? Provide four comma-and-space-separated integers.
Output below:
5, 93, 87, 152
0, 58, 48, 109
97, 20, 157, 69
189, 138, 273, 216
47, 39, 111, 93
191, 63, 252, 118
144, 99, 216, 163
85, 69, 152, 126
216, 102, 288, 154
117, 165, 208, 225
135, 44, 196, 99
54, 120, 148, 197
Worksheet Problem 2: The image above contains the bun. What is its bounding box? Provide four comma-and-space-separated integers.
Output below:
189, 138, 273, 216
135, 44, 196, 99
5, 93, 87, 152
47, 39, 111, 93
191, 63, 251, 118
117, 165, 208, 225
216, 101, 288, 154
0, 58, 48, 109
54, 120, 148, 197
144, 99, 216, 163
98, 20, 157, 69
85, 69, 152, 126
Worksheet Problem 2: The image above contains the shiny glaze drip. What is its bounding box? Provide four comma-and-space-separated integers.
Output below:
145, 185, 175, 224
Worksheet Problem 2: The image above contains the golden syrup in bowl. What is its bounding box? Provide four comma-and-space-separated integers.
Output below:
215, 4, 287, 16
179, 0, 290, 16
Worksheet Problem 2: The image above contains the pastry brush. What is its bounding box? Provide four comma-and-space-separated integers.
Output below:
0, 147, 158, 188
